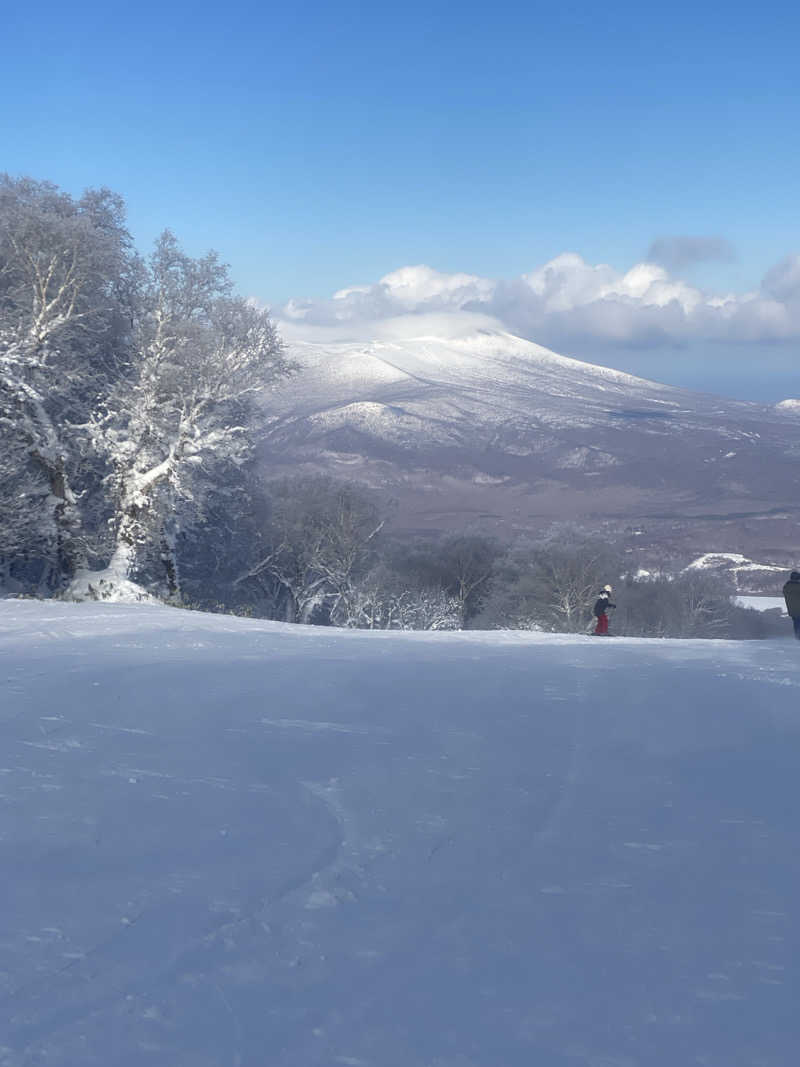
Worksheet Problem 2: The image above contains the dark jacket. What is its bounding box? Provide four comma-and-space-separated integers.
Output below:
784, 579, 800, 617
593, 593, 616, 618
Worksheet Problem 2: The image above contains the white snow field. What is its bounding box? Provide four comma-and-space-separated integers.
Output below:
2, 602, 800, 1067
736, 596, 787, 613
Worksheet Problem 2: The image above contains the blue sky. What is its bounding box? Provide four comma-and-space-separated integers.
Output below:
3, 0, 799, 397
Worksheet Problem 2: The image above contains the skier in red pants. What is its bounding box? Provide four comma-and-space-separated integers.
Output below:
593, 584, 616, 635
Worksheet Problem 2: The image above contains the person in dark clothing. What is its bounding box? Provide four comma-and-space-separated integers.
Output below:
593, 584, 616, 635
783, 571, 800, 640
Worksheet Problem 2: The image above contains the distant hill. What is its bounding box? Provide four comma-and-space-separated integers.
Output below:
261, 313, 800, 564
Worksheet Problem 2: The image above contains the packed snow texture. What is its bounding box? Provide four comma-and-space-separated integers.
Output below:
64, 562, 157, 604
2, 602, 800, 1066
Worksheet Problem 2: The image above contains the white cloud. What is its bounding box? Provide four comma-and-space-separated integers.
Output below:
279, 265, 495, 330
274, 253, 800, 350
335, 265, 494, 308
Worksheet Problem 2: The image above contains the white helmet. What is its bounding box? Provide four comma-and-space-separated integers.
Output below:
602, 584, 613, 593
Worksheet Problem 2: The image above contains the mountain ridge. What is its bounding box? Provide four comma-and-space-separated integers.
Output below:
261, 316, 800, 560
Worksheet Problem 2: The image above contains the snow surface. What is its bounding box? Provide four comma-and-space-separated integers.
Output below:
686, 553, 786, 575
736, 596, 787, 613
64, 559, 157, 604
274, 317, 676, 416
2, 602, 800, 1066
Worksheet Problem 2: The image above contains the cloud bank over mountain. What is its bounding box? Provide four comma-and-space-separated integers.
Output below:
276, 250, 800, 352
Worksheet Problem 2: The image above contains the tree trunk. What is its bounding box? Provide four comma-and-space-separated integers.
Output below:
159, 528, 179, 597
111, 461, 176, 595
30, 448, 82, 589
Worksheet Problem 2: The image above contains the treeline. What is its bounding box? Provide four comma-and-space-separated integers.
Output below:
183, 475, 780, 641
0, 175, 293, 597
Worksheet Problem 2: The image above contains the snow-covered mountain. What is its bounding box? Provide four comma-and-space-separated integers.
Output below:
3, 600, 800, 1065
685, 552, 789, 593
262, 314, 800, 555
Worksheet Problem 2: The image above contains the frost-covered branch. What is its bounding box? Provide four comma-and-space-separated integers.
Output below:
0, 176, 132, 587
74, 231, 294, 599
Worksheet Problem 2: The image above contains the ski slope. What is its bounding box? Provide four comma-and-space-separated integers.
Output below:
1, 602, 799, 1067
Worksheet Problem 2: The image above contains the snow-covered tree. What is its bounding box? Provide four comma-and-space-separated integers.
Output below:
0, 175, 133, 589
618, 571, 736, 638
341, 565, 461, 630
392, 534, 500, 626
526, 534, 617, 632
70, 232, 293, 600
0, 425, 46, 590
236, 477, 385, 623
474, 532, 619, 633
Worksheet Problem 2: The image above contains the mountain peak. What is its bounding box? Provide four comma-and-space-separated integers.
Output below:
262, 322, 800, 555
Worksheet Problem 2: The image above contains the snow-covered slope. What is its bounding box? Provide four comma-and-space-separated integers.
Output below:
736, 595, 787, 612
268, 315, 689, 451
2, 601, 800, 1066
262, 315, 800, 550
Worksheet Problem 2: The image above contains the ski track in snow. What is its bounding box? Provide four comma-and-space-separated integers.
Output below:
1, 601, 800, 1065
